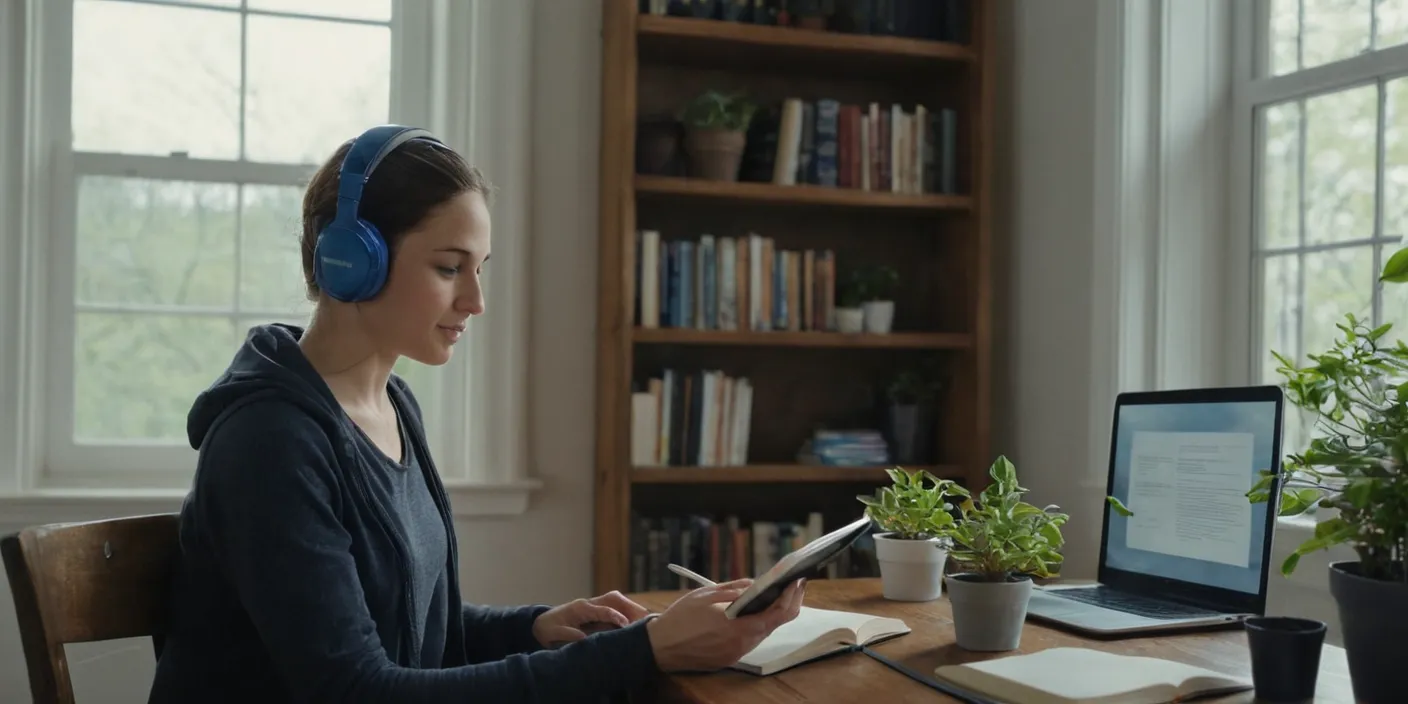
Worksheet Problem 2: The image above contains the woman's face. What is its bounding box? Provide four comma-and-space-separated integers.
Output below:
361, 190, 491, 366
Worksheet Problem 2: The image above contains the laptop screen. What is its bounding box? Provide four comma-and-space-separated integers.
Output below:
1101, 390, 1283, 599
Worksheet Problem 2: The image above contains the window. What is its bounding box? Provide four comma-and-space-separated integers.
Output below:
1245, 0, 1408, 454
29, 0, 449, 483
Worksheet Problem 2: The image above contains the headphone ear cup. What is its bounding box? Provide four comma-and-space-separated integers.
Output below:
354, 218, 390, 300
314, 220, 388, 302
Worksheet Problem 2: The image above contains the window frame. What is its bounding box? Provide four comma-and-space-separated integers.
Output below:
1231, 0, 1408, 546
1, 0, 539, 514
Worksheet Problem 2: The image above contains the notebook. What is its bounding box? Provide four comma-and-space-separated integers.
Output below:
931, 647, 1252, 704
732, 605, 910, 676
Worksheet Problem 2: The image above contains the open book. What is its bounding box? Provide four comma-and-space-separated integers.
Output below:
932, 647, 1252, 704
732, 605, 909, 676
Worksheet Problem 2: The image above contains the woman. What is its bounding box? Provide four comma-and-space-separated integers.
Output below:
147, 125, 805, 703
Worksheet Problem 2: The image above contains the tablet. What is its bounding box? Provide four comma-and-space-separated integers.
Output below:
724, 515, 873, 619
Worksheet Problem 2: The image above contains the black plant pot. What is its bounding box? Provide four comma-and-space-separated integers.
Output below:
1328, 560, 1408, 704
886, 402, 933, 464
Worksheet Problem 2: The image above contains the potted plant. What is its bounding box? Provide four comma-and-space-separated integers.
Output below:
857, 265, 898, 334
678, 90, 757, 182
884, 358, 944, 464
835, 276, 865, 334
934, 456, 1069, 651
1247, 310, 1406, 703
856, 467, 961, 601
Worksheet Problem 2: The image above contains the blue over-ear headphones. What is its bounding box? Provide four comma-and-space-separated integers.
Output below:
314, 124, 443, 302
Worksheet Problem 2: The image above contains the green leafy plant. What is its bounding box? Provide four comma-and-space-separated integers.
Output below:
933, 456, 1069, 582
1107, 312, 1408, 584
1255, 314, 1407, 582
854, 265, 899, 301
856, 467, 962, 540
887, 356, 946, 405
838, 277, 864, 308
678, 90, 757, 132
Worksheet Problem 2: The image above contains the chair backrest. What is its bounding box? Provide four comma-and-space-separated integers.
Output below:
1, 513, 180, 704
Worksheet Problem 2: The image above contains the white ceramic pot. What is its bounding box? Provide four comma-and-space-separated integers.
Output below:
836, 307, 865, 334
873, 533, 948, 601
862, 300, 895, 334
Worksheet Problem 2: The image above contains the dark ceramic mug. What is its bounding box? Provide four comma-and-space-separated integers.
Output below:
1244, 616, 1327, 702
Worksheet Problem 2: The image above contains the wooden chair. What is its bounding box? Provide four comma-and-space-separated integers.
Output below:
1, 513, 180, 704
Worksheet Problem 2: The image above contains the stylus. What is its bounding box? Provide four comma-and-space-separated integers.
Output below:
668, 563, 717, 588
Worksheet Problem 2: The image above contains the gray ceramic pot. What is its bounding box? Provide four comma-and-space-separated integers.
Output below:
945, 572, 1033, 651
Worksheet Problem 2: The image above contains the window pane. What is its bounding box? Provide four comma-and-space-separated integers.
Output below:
76, 177, 237, 308
1261, 254, 1301, 380
248, 0, 392, 22
1379, 244, 1408, 346
1387, 77, 1408, 241
1304, 85, 1377, 244
1262, 101, 1302, 249
243, 16, 391, 164
1377, 0, 1408, 49
1302, 246, 1374, 361
1270, 0, 1301, 75
1303, 0, 1373, 70
74, 313, 240, 442
240, 185, 315, 313
72, 1, 240, 158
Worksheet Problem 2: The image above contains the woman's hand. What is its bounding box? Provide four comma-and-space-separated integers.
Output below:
645, 578, 806, 672
532, 591, 654, 647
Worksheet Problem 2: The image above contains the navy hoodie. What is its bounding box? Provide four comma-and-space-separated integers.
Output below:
147, 324, 659, 703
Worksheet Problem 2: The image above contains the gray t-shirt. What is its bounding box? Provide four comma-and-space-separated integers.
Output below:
365, 398, 450, 666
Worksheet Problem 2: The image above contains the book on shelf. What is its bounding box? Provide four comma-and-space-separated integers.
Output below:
634, 229, 837, 332
931, 647, 1253, 704
629, 512, 879, 592
755, 97, 957, 196
638, 0, 971, 45
631, 368, 753, 467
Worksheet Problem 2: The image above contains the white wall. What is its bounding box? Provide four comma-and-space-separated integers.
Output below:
993, 0, 1105, 582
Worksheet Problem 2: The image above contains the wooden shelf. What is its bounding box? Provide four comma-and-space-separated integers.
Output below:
634, 328, 972, 350
632, 464, 964, 484
637, 15, 973, 76
634, 175, 972, 212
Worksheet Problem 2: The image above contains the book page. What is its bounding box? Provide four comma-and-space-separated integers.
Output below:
737, 606, 875, 668
935, 648, 1249, 704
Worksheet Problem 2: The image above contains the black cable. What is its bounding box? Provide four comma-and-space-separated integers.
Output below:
855, 645, 999, 704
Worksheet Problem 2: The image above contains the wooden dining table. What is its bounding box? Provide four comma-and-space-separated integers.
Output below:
625, 577, 1357, 703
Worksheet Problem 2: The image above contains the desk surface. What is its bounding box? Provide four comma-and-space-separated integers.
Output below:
627, 578, 1355, 703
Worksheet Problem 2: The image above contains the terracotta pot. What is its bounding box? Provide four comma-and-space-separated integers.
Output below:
683, 127, 746, 181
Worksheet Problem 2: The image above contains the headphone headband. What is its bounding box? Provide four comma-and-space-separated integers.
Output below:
333, 125, 438, 229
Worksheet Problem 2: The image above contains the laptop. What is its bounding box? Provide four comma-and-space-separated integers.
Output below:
1025, 385, 1285, 636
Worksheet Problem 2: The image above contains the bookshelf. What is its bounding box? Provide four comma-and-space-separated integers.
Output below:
594, 0, 992, 595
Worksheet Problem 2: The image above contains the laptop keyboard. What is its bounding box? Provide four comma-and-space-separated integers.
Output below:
1051, 585, 1225, 620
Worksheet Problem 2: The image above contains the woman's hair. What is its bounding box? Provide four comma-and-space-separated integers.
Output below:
299, 137, 492, 300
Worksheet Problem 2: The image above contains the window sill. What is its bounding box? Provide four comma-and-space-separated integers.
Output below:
0, 479, 544, 528
1272, 514, 1353, 592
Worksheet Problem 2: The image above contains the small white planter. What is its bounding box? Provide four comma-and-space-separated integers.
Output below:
873, 533, 948, 601
836, 307, 865, 333
862, 300, 895, 334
